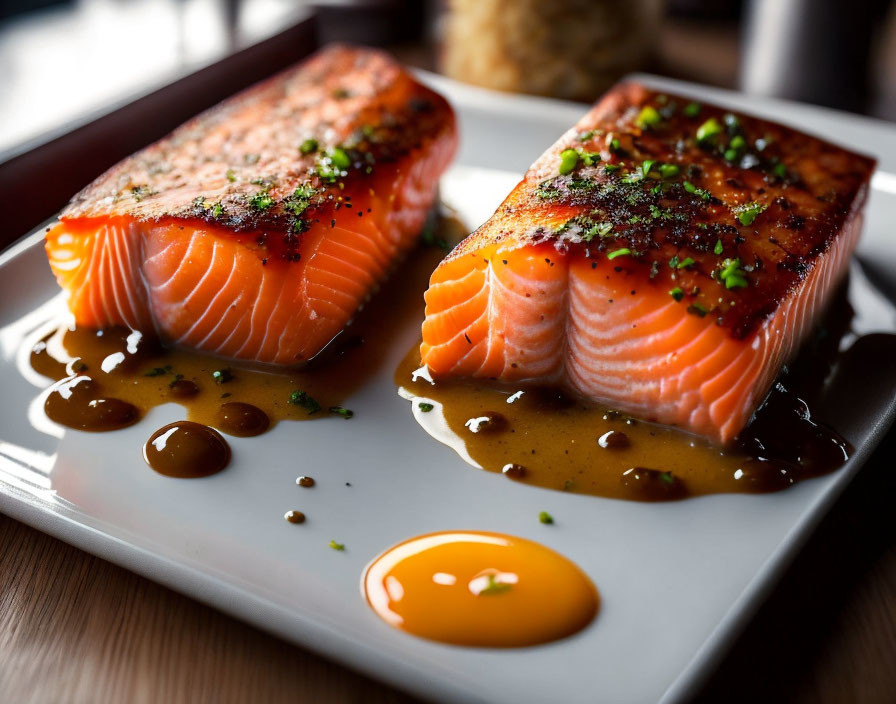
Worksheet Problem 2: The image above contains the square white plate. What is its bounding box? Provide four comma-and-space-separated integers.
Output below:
2, 73, 896, 704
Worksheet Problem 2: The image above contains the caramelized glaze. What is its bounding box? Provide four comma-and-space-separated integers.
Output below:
397, 282, 856, 501
363, 531, 598, 647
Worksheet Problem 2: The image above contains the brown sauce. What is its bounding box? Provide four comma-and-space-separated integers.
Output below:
395, 281, 860, 501
143, 421, 231, 478
284, 510, 306, 524
44, 376, 139, 432
29, 213, 467, 439
296, 476, 315, 488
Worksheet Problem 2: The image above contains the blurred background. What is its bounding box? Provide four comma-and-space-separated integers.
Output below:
2, 0, 896, 159
2, 0, 896, 240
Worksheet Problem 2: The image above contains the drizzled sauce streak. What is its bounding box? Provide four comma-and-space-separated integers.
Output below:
363, 531, 599, 647
28, 214, 467, 439
397, 282, 858, 501
143, 422, 231, 478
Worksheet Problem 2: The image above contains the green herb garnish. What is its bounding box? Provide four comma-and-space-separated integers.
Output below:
607, 248, 631, 260
212, 368, 233, 384
299, 138, 318, 155
479, 574, 512, 595
248, 191, 274, 211
719, 257, 749, 289
289, 389, 321, 414
418, 402, 434, 412
683, 181, 711, 201
225, 168, 237, 182
684, 101, 701, 118
329, 406, 354, 419
538, 511, 554, 525
328, 540, 345, 551
696, 117, 723, 143
558, 148, 580, 175
735, 202, 766, 226
659, 163, 680, 179
641, 159, 656, 177
714, 239, 724, 255
670, 287, 684, 301
676, 257, 695, 269
687, 303, 709, 317
636, 105, 662, 129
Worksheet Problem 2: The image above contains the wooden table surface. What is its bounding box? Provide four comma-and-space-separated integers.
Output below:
1, 425, 894, 704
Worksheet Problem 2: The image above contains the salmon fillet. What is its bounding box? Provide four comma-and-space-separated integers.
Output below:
421, 83, 874, 444
45, 45, 456, 365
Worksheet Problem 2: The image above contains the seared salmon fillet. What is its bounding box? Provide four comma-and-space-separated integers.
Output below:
45, 45, 456, 365
421, 83, 874, 443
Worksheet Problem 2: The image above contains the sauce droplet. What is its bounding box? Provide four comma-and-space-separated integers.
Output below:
143, 421, 230, 478
620, 467, 686, 500
597, 430, 629, 449
168, 379, 200, 398
216, 402, 270, 437
363, 531, 599, 647
44, 376, 139, 431
502, 463, 527, 480
284, 510, 306, 524
296, 475, 315, 487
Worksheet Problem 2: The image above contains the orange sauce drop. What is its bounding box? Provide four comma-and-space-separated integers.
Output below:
363, 531, 599, 647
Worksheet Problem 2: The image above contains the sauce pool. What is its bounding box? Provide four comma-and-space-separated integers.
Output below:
363, 530, 599, 647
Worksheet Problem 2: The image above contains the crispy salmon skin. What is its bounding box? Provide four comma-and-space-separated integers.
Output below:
46, 45, 457, 365
421, 83, 874, 443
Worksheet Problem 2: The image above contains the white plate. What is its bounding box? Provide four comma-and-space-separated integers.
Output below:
2, 73, 896, 704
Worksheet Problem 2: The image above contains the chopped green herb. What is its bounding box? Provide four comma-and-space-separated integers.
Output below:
583, 221, 613, 242
289, 389, 321, 414
641, 159, 656, 177
225, 168, 237, 182
212, 368, 233, 384
603, 164, 621, 173
687, 303, 709, 317
659, 471, 675, 485
670, 287, 684, 301
659, 163, 680, 179
636, 105, 662, 129
248, 191, 274, 210
684, 101, 701, 118
211, 202, 224, 218
479, 574, 512, 595
714, 239, 724, 255
772, 162, 788, 179
538, 511, 554, 525
734, 201, 766, 226
299, 138, 318, 155
418, 402, 434, 413
696, 117, 723, 143
683, 181, 711, 201
558, 148, 580, 175
610, 138, 621, 152
576, 148, 601, 166
719, 257, 749, 289
328, 540, 345, 551
130, 185, 153, 202
730, 135, 746, 150
577, 129, 597, 141
676, 257, 695, 269
328, 406, 354, 419
328, 147, 351, 170
284, 184, 318, 217
724, 148, 738, 162
563, 479, 575, 491
144, 366, 172, 377
607, 248, 631, 260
